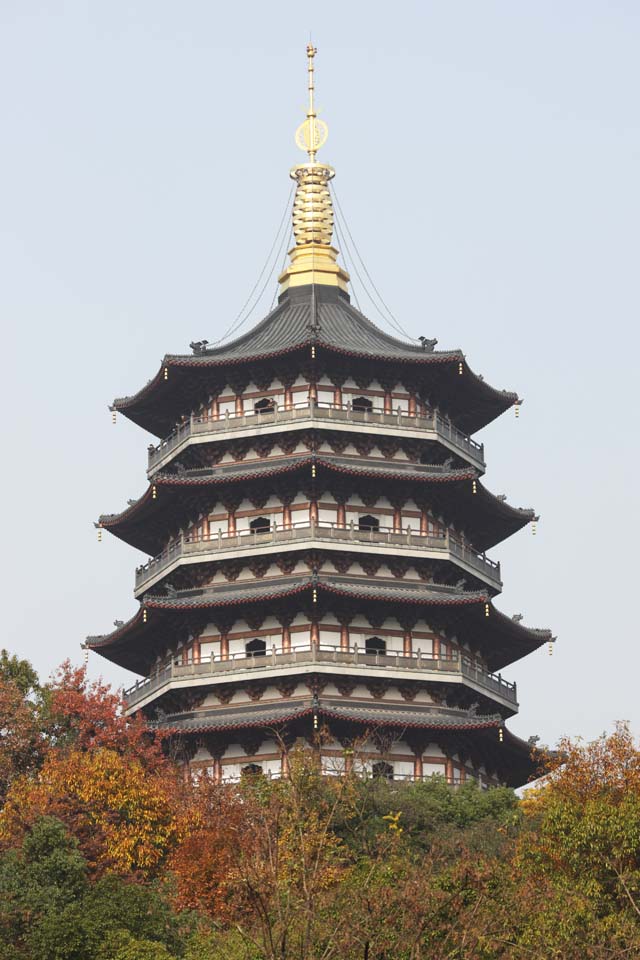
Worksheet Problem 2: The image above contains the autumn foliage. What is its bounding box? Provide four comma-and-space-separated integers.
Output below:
1, 650, 640, 959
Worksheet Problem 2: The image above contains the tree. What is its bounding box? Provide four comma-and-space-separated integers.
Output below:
0, 816, 187, 960
0, 650, 45, 802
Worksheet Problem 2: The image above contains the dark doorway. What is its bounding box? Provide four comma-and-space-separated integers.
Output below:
358, 514, 380, 532
246, 638, 267, 657
365, 636, 386, 656
352, 396, 373, 412
372, 761, 394, 781
254, 397, 275, 414
241, 763, 263, 777
249, 516, 271, 534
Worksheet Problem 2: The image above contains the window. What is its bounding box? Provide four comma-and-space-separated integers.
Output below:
365, 636, 386, 656
249, 516, 271, 534
352, 396, 373, 412
246, 638, 266, 657
372, 761, 394, 781
254, 397, 275, 414
358, 514, 380, 532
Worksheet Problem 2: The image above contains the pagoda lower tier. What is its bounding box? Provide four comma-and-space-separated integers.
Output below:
87, 573, 551, 788
152, 697, 534, 789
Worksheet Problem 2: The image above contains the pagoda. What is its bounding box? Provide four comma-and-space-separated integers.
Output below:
88, 46, 553, 788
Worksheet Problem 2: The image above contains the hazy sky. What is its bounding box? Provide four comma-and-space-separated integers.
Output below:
1, 1, 638, 750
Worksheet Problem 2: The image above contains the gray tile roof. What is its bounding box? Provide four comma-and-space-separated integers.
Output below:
150, 698, 503, 734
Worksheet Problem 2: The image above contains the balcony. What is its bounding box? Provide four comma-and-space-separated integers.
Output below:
134, 520, 502, 595
147, 400, 485, 475
123, 643, 517, 712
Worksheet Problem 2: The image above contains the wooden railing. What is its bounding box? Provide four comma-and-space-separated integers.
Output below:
123, 642, 516, 709
134, 520, 502, 592
147, 400, 485, 473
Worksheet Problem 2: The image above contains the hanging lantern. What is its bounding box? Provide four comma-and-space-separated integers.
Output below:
312, 588, 318, 604
111, 411, 117, 424
515, 404, 520, 418
313, 713, 319, 730
472, 479, 477, 494
499, 727, 504, 742
97, 528, 102, 542
163, 366, 169, 380
311, 345, 316, 359
548, 641, 553, 656
532, 521, 537, 536
458, 361, 463, 375
152, 485, 157, 499
143, 608, 148, 623
485, 602, 490, 618
311, 463, 316, 478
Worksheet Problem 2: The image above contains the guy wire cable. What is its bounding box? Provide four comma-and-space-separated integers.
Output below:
330, 182, 416, 342
208, 183, 294, 347
333, 200, 400, 330
333, 214, 362, 313
269, 223, 294, 312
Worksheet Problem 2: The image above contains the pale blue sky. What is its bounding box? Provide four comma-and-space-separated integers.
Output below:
1, 1, 638, 748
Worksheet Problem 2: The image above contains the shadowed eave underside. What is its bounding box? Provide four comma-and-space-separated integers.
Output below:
86, 576, 552, 675
98, 459, 535, 556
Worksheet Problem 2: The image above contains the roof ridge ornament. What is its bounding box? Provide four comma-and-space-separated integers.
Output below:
278, 45, 350, 294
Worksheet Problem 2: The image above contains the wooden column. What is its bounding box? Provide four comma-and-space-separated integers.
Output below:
284, 385, 293, 410
384, 391, 393, 414
340, 623, 350, 652
393, 506, 402, 533
227, 511, 236, 536
211, 398, 220, 420
333, 385, 343, 407
420, 510, 428, 536
282, 503, 292, 529
403, 630, 412, 657
281, 749, 290, 779
309, 500, 319, 526
344, 750, 354, 775
336, 502, 346, 528
308, 382, 317, 403
193, 639, 201, 664
213, 757, 222, 784
413, 753, 423, 781
310, 622, 320, 650
202, 516, 210, 541
445, 758, 455, 785
235, 394, 243, 417
282, 625, 291, 653
408, 394, 417, 417
220, 634, 229, 661
433, 635, 441, 660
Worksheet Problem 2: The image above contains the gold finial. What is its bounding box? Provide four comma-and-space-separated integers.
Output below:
295, 44, 328, 163
279, 45, 349, 294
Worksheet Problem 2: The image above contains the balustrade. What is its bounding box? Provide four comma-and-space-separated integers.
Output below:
123, 641, 516, 709
147, 400, 485, 472
134, 519, 501, 592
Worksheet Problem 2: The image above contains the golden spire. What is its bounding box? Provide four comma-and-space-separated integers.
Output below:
278, 44, 350, 294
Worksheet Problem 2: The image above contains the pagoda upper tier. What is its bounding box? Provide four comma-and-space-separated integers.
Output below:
99, 463, 534, 558
110, 286, 521, 437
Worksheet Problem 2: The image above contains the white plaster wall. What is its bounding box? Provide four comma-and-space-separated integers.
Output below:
424, 763, 447, 777
322, 754, 346, 776
394, 760, 415, 779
